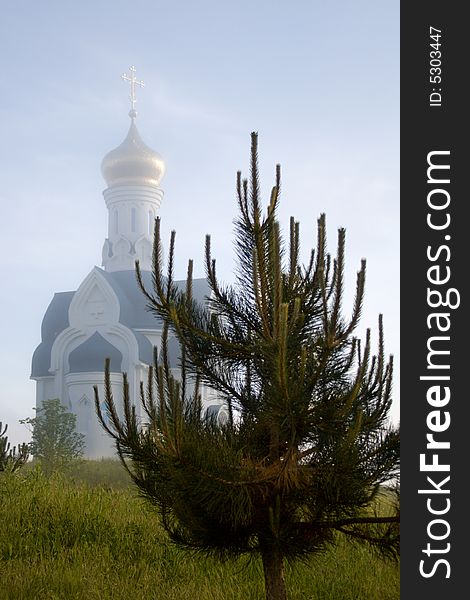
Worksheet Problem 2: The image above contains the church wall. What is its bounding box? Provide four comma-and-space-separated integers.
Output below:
35, 377, 56, 405
137, 330, 162, 352
66, 372, 125, 459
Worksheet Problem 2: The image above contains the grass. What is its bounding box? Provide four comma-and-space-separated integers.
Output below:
0, 463, 399, 600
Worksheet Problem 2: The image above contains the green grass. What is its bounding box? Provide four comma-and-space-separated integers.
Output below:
0, 464, 399, 600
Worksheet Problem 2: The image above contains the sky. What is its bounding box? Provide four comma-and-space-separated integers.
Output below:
0, 0, 399, 447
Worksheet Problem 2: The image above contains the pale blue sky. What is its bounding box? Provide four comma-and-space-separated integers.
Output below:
0, 1, 399, 446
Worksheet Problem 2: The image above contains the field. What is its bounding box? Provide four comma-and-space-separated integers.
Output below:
0, 461, 399, 600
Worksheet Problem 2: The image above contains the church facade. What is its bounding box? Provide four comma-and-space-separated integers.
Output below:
31, 74, 223, 458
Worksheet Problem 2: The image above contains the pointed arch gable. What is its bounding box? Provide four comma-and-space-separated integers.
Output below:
50, 323, 141, 376
69, 332, 123, 373
69, 267, 120, 329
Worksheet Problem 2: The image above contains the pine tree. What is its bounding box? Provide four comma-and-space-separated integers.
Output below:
0, 422, 29, 472
95, 133, 399, 600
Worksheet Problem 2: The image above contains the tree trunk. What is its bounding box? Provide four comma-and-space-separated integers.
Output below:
261, 547, 288, 600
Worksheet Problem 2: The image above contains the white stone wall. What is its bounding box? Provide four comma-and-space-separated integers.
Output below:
66, 372, 124, 459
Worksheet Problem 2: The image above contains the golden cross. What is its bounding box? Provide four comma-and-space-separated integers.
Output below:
121, 66, 145, 117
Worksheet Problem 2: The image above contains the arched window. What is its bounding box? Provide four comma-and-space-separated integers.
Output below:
114, 210, 119, 234
131, 207, 136, 233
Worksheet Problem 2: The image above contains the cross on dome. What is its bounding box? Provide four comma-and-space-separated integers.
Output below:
121, 65, 145, 118
101, 67, 166, 191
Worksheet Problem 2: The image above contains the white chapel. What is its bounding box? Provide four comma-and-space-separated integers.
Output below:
31, 68, 223, 458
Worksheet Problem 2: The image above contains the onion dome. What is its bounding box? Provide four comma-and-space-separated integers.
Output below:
101, 118, 165, 187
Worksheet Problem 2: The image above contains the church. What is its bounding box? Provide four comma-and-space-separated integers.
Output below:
31, 68, 225, 458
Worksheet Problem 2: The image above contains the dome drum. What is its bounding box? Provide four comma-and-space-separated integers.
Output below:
103, 185, 163, 209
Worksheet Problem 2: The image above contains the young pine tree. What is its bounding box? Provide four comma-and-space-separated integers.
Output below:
0, 422, 29, 472
95, 133, 399, 600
